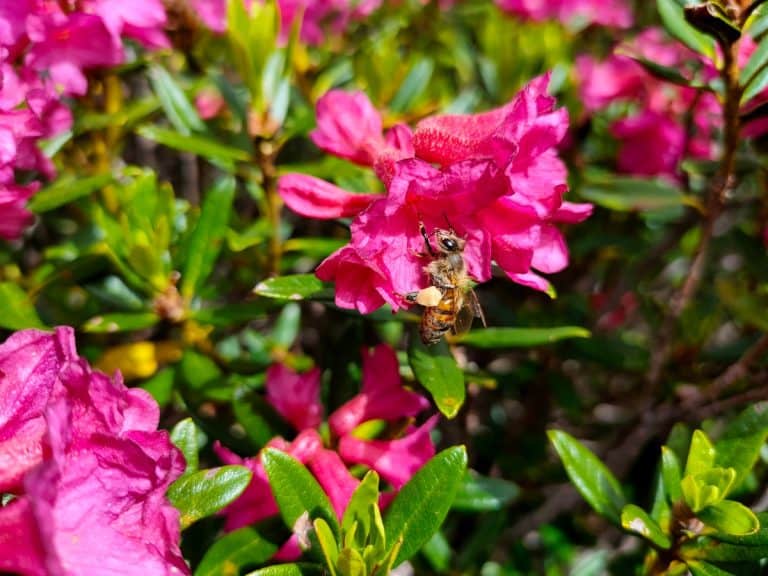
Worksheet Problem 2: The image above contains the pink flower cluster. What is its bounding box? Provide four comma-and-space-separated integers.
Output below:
0, 0, 168, 240
191, 0, 384, 45
576, 28, 722, 179
280, 76, 592, 313
216, 344, 435, 558
495, 0, 633, 29
0, 327, 188, 576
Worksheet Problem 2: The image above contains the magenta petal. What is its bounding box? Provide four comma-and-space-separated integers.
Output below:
0, 182, 36, 240
0, 498, 47, 576
310, 90, 385, 166
316, 245, 389, 313
306, 448, 359, 518
266, 364, 324, 431
530, 225, 568, 274
507, 271, 554, 294
554, 201, 594, 223
338, 415, 438, 489
278, 174, 378, 219
329, 345, 429, 437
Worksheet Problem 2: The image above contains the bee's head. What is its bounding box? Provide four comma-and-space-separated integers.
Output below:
434, 229, 465, 253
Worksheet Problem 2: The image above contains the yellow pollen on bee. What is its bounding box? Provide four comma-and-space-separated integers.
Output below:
413, 286, 443, 307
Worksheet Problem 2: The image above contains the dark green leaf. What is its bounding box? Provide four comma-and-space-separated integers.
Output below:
681, 537, 768, 561
454, 326, 590, 348
141, 367, 175, 407
0, 282, 45, 330
148, 64, 206, 135
195, 526, 279, 576
390, 58, 434, 112
253, 274, 331, 301
408, 338, 465, 418
548, 430, 627, 524
29, 173, 113, 213
741, 33, 768, 102
262, 448, 340, 543
270, 302, 301, 348
684, 3, 741, 46
180, 176, 236, 299
715, 402, 768, 488
168, 465, 252, 530
170, 418, 199, 476
136, 125, 251, 167
383, 446, 468, 566
580, 175, 692, 212
452, 471, 519, 512
82, 312, 159, 333
698, 500, 760, 536
657, 0, 716, 57
621, 504, 672, 549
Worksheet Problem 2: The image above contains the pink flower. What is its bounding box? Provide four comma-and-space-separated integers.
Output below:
0, 181, 36, 240
290, 75, 590, 310
339, 415, 439, 489
329, 345, 430, 437
90, 0, 170, 49
25, 12, 124, 96
496, 0, 632, 28
266, 364, 324, 431
0, 327, 187, 575
611, 111, 686, 178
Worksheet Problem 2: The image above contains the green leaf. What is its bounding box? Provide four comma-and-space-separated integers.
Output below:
548, 430, 627, 524
195, 526, 279, 576
408, 338, 465, 418
341, 471, 381, 550
698, 500, 760, 536
390, 58, 434, 113
82, 312, 159, 333
621, 504, 672, 549
245, 564, 325, 576
687, 561, 736, 576
657, 0, 716, 57
262, 448, 340, 542
454, 326, 590, 348
313, 518, 339, 576
337, 548, 365, 576
253, 274, 331, 301
148, 64, 206, 135
681, 537, 768, 561
580, 174, 692, 212
383, 446, 468, 567
741, 33, 768, 102
682, 468, 736, 512
180, 176, 236, 299
686, 430, 717, 477
136, 125, 251, 167
662, 446, 683, 504
715, 402, 768, 489
0, 282, 45, 330
271, 302, 301, 348
28, 173, 113, 213
168, 465, 252, 530
452, 471, 519, 512
170, 418, 200, 476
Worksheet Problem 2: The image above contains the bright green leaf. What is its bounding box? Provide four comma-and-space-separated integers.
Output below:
657, 0, 716, 57
408, 338, 465, 418
662, 446, 683, 504
195, 526, 279, 576
245, 564, 325, 576
168, 465, 252, 530
698, 500, 760, 536
136, 125, 251, 168
29, 173, 113, 213
148, 64, 206, 135
262, 448, 340, 543
313, 518, 339, 576
383, 446, 468, 567
83, 312, 159, 333
0, 282, 45, 330
180, 176, 236, 299
579, 174, 692, 212
715, 402, 768, 489
253, 274, 331, 301
170, 418, 200, 476
687, 561, 736, 576
342, 471, 381, 551
621, 504, 672, 549
271, 302, 301, 348
548, 430, 627, 524
454, 326, 590, 348
686, 430, 717, 477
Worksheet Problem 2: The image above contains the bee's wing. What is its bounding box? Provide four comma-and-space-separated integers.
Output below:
466, 288, 486, 327
453, 288, 485, 335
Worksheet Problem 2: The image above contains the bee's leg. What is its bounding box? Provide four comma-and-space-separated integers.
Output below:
419, 221, 437, 257
467, 290, 487, 327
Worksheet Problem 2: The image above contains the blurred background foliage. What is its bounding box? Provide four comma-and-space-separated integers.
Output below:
4, 0, 768, 573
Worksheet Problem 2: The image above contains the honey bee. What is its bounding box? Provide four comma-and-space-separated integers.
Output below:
406, 223, 486, 345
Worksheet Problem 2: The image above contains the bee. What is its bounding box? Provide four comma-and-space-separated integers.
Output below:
406, 222, 486, 345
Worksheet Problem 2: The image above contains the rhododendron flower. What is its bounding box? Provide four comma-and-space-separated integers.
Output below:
0, 182, 36, 240
0, 327, 187, 575
281, 75, 591, 310
216, 345, 435, 543
496, 0, 633, 29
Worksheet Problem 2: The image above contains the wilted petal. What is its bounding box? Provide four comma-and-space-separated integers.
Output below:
278, 173, 378, 219
266, 364, 323, 431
